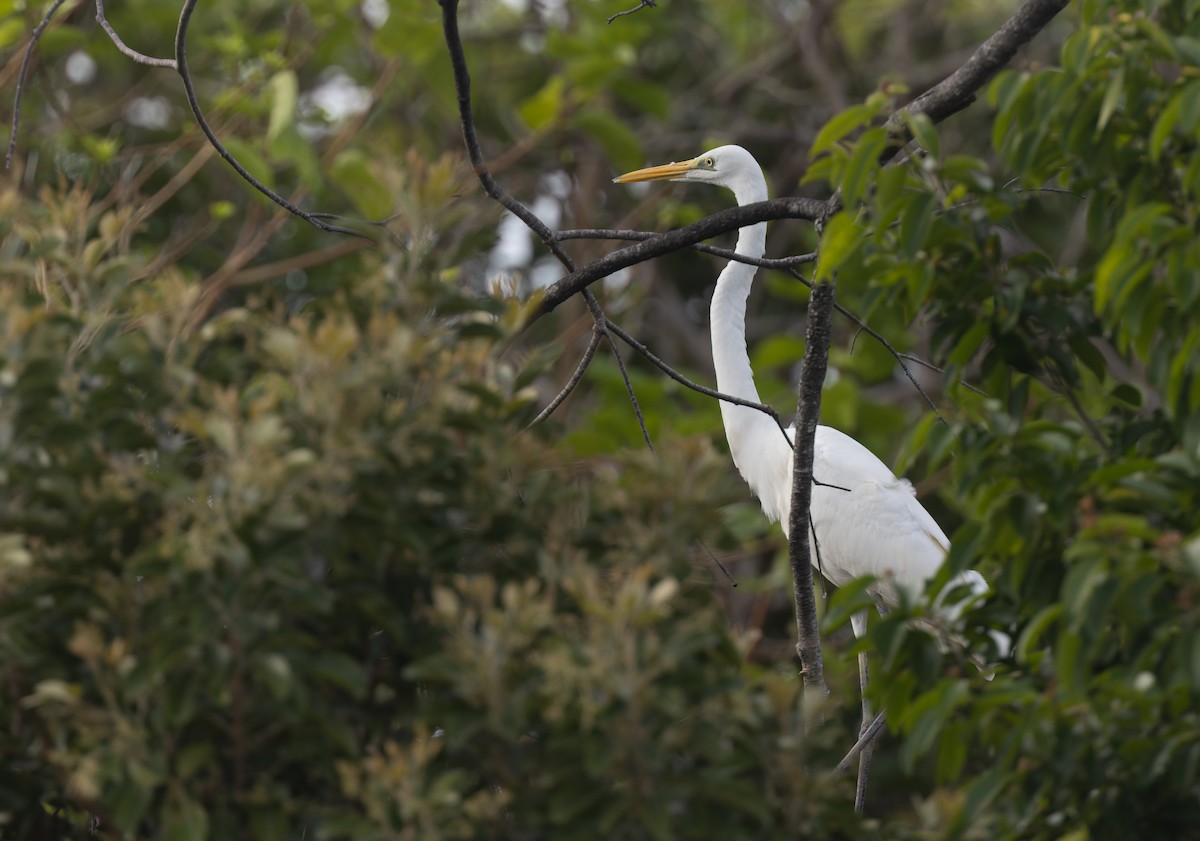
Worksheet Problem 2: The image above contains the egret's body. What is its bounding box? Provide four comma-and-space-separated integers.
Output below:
615, 145, 985, 610
616, 144, 992, 813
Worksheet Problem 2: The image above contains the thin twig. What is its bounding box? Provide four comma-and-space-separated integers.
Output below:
95, 0, 176, 68
896, 353, 989, 398
608, 0, 656, 24
6, 0, 69, 169
834, 711, 888, 773
1056, 379, 1110, 453
173, 0, 366, 237
789, 267, 951, 422
603, 323, 654, 451
529, 326, 603, 426
698, 543, 738, 588
603, 317, 793, 449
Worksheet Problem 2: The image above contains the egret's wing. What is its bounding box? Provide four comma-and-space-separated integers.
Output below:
807, 426, 951, 603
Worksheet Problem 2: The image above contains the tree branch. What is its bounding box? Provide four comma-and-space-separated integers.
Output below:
529, 326, 603, 426
834, 711, 888, 773
557, 228, 818, 268
95, 0, 176, 68
894, 0, 1068, 128
6, 0, 69, 169
532, 197, 827, 320
608, 0, 657, 25
787, 276, 835, 697
603, 317, 793, 449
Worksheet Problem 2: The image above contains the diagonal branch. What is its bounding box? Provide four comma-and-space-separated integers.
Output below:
603, 318, 793, 449
834, 711, 888, 773
889, 0, 1068, 133
529, 327, 604, 426
6, 0, 69, 169
533, 197, 827, 320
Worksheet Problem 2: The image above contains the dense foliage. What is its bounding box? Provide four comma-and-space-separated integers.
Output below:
2, 0, 1199, 838
0, 191, 854, 838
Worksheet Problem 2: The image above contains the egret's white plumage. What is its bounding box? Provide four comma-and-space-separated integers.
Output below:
614, 144, 987, 611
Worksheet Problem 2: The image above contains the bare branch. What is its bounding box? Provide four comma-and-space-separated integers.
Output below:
438, 0, 575, 268
529, 327, 603, 426
603, 324, 654, 451
6, 0, 69, 170
533, 197, 827, 320
834, 711, 888, 774
95, 0, 176, 68
876, 0, 1069, 171
893, 0, 1067, 130
557, 228, 818, 269
603, 317, 793, 449
608, 0, 656, 24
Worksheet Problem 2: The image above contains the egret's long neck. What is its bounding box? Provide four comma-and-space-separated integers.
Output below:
710, 223, 767, 408
710, 176, 790, 521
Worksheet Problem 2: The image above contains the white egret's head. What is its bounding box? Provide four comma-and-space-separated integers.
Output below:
613, 144, 767, 204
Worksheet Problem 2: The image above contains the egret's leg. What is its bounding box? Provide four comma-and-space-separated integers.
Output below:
850, 610, 873, 814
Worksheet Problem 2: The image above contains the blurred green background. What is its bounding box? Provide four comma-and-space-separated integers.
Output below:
2, 0, 1200, 838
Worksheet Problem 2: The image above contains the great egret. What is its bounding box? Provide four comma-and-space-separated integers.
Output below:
614, 145, 989, 809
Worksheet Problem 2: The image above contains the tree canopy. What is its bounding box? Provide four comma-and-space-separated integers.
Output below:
2, 0, 1199, 838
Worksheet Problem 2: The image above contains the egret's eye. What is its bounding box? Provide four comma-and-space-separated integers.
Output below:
704, 156, 715, 168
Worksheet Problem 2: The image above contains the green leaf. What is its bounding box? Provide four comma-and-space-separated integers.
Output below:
267, 70, 298, 143
611, 79, 670, 119
518, 75, 567, 131
331, 149, 393, 220
810, 102, 880, 158
0, 18, 24, 51
1015, 604, 1062, 664
899, 680, 967, 772
820, 576, 876, 634
816, 212, 865, 281
306, 652, 368, 699
1150, 89, 1183, 163
840, 127, 888, 208
902, 111, 940, 161
1096, 66, 1124, 132
162, 785, 209, 841
898, 192, 936, 258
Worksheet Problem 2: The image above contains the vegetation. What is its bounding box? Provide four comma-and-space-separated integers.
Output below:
1, 0, 1198, 838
